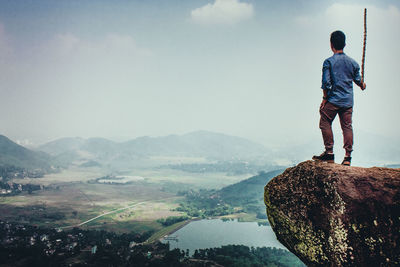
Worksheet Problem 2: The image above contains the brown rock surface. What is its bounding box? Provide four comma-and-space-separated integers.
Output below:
264, 160, 400, 266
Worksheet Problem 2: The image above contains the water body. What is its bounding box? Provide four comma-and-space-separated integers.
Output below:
163, 219, 286, 254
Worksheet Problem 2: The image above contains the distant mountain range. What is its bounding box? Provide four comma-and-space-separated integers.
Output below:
37, 131, 272, 168
0, 135, 52, 170
2, 130, 397, 171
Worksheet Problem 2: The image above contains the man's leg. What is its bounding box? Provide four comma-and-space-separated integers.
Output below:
338, 107, 353, 157
319, 102, 339, 153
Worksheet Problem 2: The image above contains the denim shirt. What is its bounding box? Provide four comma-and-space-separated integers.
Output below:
321, 53, 362, 108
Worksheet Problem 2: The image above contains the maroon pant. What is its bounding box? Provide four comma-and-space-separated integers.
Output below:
319, 101, 353, 155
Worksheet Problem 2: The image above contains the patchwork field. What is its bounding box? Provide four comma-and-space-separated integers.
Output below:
1, 164, 254, 237
12, 164, 252, 189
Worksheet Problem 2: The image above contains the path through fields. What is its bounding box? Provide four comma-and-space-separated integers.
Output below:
59, 201, 148, 229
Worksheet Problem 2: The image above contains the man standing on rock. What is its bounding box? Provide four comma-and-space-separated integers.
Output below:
313, 31, 366, 166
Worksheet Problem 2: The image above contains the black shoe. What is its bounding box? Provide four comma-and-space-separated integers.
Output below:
341, 156, 351, 166
312, 151, 334, 163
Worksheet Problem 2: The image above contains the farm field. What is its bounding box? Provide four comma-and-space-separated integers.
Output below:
12, 164, 252, 189
0, 164, 254, 238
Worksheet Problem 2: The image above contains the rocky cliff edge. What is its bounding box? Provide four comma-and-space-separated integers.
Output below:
264, 160, 400, 266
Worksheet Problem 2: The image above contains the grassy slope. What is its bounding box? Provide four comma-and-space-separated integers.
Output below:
0, 135, 52, 170
217, 169, 285, 206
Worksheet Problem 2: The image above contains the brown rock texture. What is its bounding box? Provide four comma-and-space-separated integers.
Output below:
264, 160, 400, 266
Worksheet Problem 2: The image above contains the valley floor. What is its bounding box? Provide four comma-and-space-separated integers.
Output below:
0, 166, 257, 237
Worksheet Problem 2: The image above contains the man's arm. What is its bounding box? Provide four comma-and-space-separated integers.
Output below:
321, 60, 331, 109
321, 60, 332, 91
353, 62, 366, 90
321, 89, 328, 109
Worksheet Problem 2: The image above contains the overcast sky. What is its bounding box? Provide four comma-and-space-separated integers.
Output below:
0, 0, 399, 147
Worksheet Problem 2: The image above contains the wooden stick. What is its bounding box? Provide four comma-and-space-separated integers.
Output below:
361, 8, 367, 83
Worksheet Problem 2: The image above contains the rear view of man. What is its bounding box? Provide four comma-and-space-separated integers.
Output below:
313, 31, 366, 166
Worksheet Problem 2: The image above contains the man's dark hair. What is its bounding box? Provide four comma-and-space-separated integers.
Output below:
330, 31, 346, 50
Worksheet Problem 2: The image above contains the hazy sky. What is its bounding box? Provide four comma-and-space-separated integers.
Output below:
0, 0, 399, 147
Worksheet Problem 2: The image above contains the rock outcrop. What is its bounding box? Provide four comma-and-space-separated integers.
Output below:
264, 160, 400, 266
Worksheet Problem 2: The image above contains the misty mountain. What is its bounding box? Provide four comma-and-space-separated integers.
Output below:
37, 131, 272, 166
0, 134, 52, 170
121, 131, 269, 159
38, 137, 85, 155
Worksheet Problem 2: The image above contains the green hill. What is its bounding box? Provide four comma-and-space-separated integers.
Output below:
218, 169, 285, 206
177, 169, 285, 218
0, 134, 52, 171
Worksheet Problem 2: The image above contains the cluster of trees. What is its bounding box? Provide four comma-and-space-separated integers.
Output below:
5, 205, 66, 223
157, 216, 189, 226
0, 220, 305, 266
193, 245, 305, 267
175, 189, 236, 218
0, 181, 42, 195
0, 165, 45, 180
0, 221, 156, 266
0, 165, 23, 179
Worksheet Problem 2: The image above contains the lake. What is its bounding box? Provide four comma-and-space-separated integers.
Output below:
162, 219, 286, 254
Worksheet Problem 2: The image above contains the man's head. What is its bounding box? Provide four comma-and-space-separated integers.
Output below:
330, 31, 346, 51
